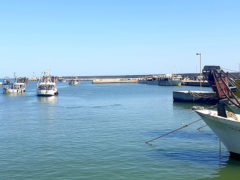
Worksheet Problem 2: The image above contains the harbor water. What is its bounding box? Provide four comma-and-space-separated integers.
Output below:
0, 82, 240, 179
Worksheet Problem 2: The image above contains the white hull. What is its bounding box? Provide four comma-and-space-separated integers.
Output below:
69, 81, 79, 86
3, 88, 25, 94
37, 89, 58, 96
196, 109, 240, 156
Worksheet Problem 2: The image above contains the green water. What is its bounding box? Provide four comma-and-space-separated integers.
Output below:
0, 82, 239, 179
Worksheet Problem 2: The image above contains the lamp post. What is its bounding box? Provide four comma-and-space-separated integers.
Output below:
196, 53, 202, 90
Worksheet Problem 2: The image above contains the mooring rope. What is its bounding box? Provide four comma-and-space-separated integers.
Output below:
145, 118, 202, 144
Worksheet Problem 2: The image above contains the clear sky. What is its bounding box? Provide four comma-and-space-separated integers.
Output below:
0, 0, 240, 77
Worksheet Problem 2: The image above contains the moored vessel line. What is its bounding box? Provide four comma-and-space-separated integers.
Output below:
145, 118, 202, 144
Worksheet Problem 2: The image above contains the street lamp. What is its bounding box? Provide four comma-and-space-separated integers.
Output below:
196, 53, 202, 90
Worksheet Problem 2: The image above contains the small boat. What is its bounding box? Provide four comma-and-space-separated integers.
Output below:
2, 74, 26, 94
195, 108, 240, 158
2, 80, 26, 94
37, 72, 58, 96
69, 79, 79, 86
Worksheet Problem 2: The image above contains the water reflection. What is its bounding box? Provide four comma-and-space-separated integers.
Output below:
173, 102, 215, 110
201, 159, 240, 179
147, 146, 228, 165
37, 96, 58, 104
2, 92, 26, 96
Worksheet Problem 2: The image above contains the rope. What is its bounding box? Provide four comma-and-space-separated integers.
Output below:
222, 67, 238, 72
197, 124, 207, 131
218, 73, 240, 105
145, 118, 202, 144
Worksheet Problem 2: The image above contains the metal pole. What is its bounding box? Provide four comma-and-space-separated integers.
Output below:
196, 52, 202, 91
219, 138, 221, 159
200, 53, 202, 91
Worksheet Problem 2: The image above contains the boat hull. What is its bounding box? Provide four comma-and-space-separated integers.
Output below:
146, 80, 159, 85
3, 88, 25, 94
69, 81, 79, 86
158, 80, 181, 86
37, 90, 58, 96
196, 109, 240, 156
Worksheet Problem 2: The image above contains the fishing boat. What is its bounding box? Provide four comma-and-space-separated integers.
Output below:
195, 108, 240, 158
37, 72, 58, 96
194, 65, 240, 158
2, 80, 26, 94
158, 74, 182, 86
2, 74, 26, 94
69, 79, 79, 86
143, 76, 158, 85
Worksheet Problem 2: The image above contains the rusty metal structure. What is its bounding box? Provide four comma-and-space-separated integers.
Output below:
202, 65, 240, 113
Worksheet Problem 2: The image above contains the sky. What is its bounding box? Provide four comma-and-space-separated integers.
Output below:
0, 0, 240, 77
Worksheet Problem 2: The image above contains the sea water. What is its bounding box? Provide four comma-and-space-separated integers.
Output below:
0, 81, 239, 180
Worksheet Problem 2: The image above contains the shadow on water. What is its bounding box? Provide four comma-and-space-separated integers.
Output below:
145, 129, 224, 164
145, 129, 218, 141
1, 93, 26, 97
146, 147, 229, 165
200, 159, 240, 180
61, 104, 122, 109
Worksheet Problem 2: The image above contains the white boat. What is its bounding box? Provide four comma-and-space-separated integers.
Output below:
2, 80, 26, 94
37, 72, 58, 96
69, 79, 79, 86
195, 108, 240, 158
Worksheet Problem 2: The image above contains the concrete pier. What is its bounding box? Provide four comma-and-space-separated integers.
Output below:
181, 80, 209, 87
92, 78, 138, 84
173, 90, 218, 104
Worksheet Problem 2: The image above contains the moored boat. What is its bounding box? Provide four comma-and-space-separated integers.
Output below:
195, 108, 240, 158
69, 79, 79, 86
158, 74, 182, 86
194, 65, 240, 159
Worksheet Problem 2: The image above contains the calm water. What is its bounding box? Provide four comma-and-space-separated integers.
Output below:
0, 82, 240, 180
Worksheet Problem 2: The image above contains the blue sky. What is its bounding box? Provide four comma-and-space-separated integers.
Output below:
0, 0, 240, 77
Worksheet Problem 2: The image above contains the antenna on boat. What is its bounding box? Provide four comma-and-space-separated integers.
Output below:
14, 72, 17, 82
